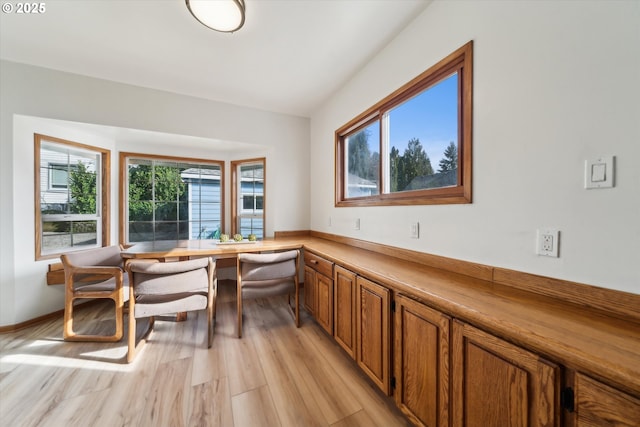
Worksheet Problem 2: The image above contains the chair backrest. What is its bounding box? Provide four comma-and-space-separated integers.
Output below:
61, 245, 123, 268
128, 257, 212, 296
238, 250, 299, 284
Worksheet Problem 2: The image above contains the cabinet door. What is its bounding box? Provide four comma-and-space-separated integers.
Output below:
574, 372, 640, 427
356, 276, 391, 395
452, 320, 560, 427
315, 272, 333, 334
334, 265, 357, 359
303, 265, 315, 316
394, 294, 450, 427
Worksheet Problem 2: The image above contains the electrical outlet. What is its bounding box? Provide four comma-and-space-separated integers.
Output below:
410, 222, 419, 239
355, 218, 360, 230
537, 229, 559, 257
328, 216, 332, 227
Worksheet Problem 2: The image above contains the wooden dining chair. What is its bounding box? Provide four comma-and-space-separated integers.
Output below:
126, 257, 217, 362
61, 245, 128, 342
236, 249, 300, 338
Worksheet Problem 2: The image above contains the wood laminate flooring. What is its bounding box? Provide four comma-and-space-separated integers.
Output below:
0, 280, 410, 427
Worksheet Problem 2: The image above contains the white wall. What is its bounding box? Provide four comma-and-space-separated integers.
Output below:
310, 0, 640, 295
0, 61, 310, 326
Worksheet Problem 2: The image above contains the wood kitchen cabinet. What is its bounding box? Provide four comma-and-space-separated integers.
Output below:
572, 372, 640, 427
315, 272, 333, 334
333, 265, 357, 359
296, 238, 638, 427
356, 275, 391, 395
303, 251, 333, 334
303, 265, 315, 316
394, 294, 450, 427
452, 320, 560, 427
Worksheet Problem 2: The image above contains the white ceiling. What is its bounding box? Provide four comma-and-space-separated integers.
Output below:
1, 0, 430, 118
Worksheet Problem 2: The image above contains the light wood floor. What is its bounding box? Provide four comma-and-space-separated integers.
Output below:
0, 281, 410, 427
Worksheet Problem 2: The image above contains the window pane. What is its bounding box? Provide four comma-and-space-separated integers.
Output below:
155, 222, 178, 241
129, 222, 153, 243
50, 164, 70, 189
41, 220, 97, 255
129, 201, 153, 221
242, 195, 254, 210
235, 161, 265, 238
387, 73, 458, 193
345, 121, 380, 198
153, 163, 183, 202
37, 136, 105, 259
154, 202, 178, 221
240, 217, 263, 239
125, 157, 223, 243
40, 142, 99, 215
192, 221, 221, 239
240, 164, 263, 214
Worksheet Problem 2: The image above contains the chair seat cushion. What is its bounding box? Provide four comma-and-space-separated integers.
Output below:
134, 293, 208, 318
242, 279, 295, 300
75, 275, 129, 299
132, 267, 208, 295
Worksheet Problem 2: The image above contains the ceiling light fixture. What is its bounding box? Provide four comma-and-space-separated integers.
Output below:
186, 0, 245, 33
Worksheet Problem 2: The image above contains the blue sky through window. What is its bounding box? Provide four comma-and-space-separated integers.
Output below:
387, 72, 458, 169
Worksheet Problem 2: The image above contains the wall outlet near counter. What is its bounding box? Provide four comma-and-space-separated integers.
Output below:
537, 228, 559, 257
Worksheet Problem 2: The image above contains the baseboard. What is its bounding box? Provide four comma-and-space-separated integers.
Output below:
0, 300, 102, 334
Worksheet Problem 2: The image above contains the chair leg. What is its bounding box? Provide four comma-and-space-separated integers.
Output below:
207, 306, 214, 348
127, 315, 155, 363
285, 292, 300, 328
295, 287, 300, 328
63, 296, 75, 340
114, 299, 124, 341
127, 312, 137, 363
237, 294, 243, 338
209, 279, 217, 347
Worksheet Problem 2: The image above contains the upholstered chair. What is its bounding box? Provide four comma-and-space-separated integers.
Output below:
126, 257, 217, 362
61, 245, 129, 342
236, 250, 300, 338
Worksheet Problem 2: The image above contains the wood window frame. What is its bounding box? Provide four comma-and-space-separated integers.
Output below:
231, 157, 266, 238
34, 133, 110, 260
335, 41, 473, 207
118, 152, 225, 244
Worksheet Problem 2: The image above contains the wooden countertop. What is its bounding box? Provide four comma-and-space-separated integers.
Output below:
122, 235, 640, 396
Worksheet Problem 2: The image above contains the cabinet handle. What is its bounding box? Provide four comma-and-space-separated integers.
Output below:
310, 259, 318, 264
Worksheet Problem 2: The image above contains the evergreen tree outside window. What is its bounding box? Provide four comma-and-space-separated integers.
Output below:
345, 122, 379, 198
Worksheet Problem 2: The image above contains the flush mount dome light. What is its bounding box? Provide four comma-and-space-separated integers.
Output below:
186, 0, 245, 33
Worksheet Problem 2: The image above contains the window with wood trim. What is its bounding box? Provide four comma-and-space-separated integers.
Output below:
231, 158, 265, 239
336, 41, 473, 206
119, 153, 224, 243
35, 134, 110, 260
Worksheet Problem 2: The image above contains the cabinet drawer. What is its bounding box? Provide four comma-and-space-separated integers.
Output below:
304, 251, 333, 278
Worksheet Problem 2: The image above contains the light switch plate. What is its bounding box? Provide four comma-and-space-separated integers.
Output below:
585, 156, 614, 189
410, 222, 419, 239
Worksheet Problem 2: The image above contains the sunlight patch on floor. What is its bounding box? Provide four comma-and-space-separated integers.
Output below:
1, 352, 135, 372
